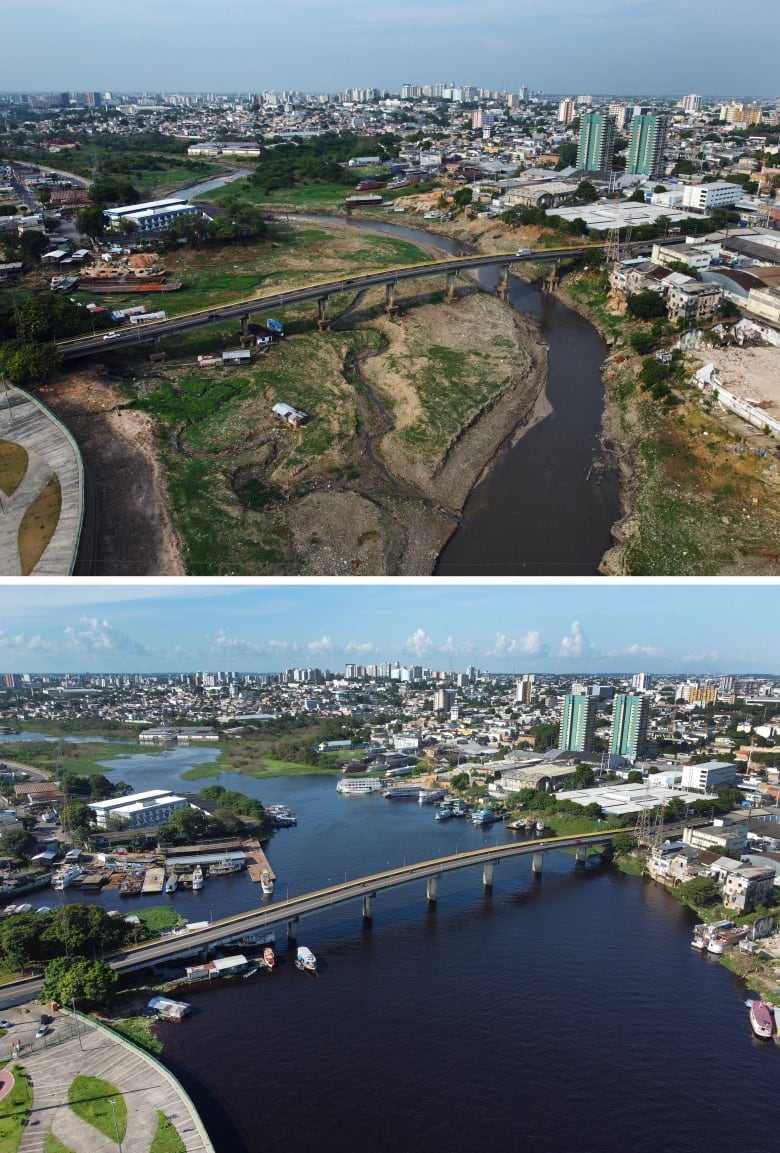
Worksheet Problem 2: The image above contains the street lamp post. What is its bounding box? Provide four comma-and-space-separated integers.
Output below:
110, 1098, 123, 1153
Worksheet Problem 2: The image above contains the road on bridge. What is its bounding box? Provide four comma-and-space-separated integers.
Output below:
56, 248, 587, 360
0, 827, 630, 1007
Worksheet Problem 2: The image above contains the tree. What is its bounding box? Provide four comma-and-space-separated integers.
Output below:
158, 805, 210, 844
575, 180, 599, 204
626, 290, 667, 320
0, 339, 61, 385
610, 832, 638, 854
677, 876, 720, 906
41, 955, 118, 1008
76, 204, 107, 236
570, 764, 595, 789
0, 828, 34, 863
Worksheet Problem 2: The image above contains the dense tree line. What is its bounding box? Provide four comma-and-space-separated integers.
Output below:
247, 131, 398, 194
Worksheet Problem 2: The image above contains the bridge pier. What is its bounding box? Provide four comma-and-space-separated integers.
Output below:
496, 267, 510, 300
362, 894, 374, 921
240, 313, 251, 336
482, 862, 495, 888
286, 918, 299, 942
445, 272, 459, 301
384, 282, 398, 316
426, 876, 439, 903
575, 844, 587, 863
532, 851, 545, 875
543, 263, 559, 293
316, 296, 331, 330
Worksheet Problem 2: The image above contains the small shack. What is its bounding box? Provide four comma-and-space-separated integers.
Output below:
272, 402, 308, 428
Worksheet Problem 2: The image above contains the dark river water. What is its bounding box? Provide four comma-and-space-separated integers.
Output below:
297, 215, 620, 575
55, 753, 776, 1153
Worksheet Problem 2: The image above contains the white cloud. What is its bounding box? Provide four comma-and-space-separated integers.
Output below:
344, 641, 376, 655
489, 630, 545, 657
0, 630, 54, 653
559, 620, 598, 661
608, 642, 661, 659
63, 615, 149, 655
307, 635, 333, 655
404, 628, 434, 659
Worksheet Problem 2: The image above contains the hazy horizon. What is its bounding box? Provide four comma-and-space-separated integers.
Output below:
2, 1, 777, 100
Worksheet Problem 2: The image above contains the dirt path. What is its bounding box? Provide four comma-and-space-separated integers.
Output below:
37, 372, 185, 575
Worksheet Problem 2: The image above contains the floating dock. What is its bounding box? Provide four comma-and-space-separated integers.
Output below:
242, 840, 275, 885
142, 867, 165, 895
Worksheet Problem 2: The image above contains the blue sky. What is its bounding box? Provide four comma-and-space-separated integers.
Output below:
0, 580, 776, 675
2, 1, 776, 97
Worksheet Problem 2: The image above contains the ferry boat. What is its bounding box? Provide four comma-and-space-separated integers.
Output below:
382, 785, 422, 800
296, 946, 317, 973
191, 865, 204, 890
51, 866, 81, 890
336, 777, 383, 794
748, 999, 776, 1039
261, 868, 274, 895
707, 926, 750, 954
209, 858, 243, 876
471, 809, 504, 826
435, 807, 455, 821
418, 788, 446, 805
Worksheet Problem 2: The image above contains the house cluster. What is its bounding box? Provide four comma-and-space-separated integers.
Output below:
608, 229, 780, 325
647, 812, 780, 913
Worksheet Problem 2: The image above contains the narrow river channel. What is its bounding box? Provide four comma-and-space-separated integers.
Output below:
289, 214, 620, 575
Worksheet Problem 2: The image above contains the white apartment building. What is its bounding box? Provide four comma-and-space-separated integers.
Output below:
680, 182, 743, 214
680, 760, 737, 792
88, 788, 189, 828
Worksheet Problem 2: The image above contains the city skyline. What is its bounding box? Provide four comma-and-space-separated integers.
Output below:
0, 580, 777, 675
2, 1, 777, 97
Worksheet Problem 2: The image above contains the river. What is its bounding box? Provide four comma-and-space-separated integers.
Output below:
277, 213, 619, 575
46, 751, 777, 1153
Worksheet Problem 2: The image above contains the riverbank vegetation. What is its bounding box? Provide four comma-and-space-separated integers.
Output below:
0, 1064, 33, 1153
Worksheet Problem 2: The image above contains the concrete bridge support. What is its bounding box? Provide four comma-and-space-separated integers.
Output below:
543, 263, 559, 293
482, 862, 495, 888
496, 267, 510, 300
362, 894, 374, 921
575, 844, 587, 863
532, 851, 545, 875
240, 313, 251, 336
445, 272, 458, 301
286, 918, 299, 942
385, 282, 398, 316
316, 296, 330, 330
426, 876, 439, 903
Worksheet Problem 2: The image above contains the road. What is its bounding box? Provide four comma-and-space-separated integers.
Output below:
56, 248, 587, 360
0, 826, 627, 1007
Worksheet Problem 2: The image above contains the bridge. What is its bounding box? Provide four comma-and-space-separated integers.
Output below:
0, 827, 630, 1008
56, 248, 587, 361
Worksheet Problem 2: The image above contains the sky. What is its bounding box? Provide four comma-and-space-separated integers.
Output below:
2, 1, 777, 99
0, 579, 777, 675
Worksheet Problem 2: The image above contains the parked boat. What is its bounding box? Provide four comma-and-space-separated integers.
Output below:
261, 868, 274, 895
471, 809, 504, 826
208, 858, 243, 876
263, 946, 275, 970
51, 866, 82, 890
296, 946, 317, 973
707, 926, 750, 954
434, 808, 454, 821
191, 865, 204, 891
336, 777, 383, 794
165, 874, 178, 894
691, 920, 734, 949
747, 999, 776, 1039
418, 788, 446, 805
148, 996, 190, 1022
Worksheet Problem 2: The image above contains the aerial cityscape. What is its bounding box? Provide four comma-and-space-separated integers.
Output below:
2, 5, 780, 1148
1, 72, 779, 574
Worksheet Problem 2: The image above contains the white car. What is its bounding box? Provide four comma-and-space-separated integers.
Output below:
102, 332, 120, 340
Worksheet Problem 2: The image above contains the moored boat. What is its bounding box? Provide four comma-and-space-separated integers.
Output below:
52, 866, 81, 890
261, 868, 274, 895
263, 946, 275, 970
165, 874, 178, 894
748, 999, 776, 1039
707, 926, 750, 954
296, 946, 317, 972
208, 858, 243, 876
336, 777, 383, 794
191, 864, 204, 890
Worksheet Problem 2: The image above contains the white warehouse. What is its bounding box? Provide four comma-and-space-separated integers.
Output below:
103, 198, 204, 234
88, 788, 190, 828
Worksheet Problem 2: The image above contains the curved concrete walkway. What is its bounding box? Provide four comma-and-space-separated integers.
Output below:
0, 384, 83, 574
2, 1007, 213, 1153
